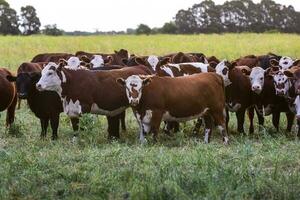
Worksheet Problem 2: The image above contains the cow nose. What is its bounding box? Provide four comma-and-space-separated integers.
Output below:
18, 93, 27, 99
277, 90, 285, 96
36, 83, 42, 90
252, 85, 261, 93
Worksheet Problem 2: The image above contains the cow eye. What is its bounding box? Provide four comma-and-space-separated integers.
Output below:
48, 72, 53, 76
260, 77, 263, 81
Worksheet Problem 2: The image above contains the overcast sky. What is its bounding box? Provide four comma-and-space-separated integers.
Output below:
7, 0, 300, 32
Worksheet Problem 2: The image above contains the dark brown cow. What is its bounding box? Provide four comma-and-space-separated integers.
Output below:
76, 49, 129, 66
215, 61, 262, 133
7, 62, 80, 140
125, 55, 170, 73
235, 53, 282, 69
36, 62, 152, 139
31, 53, 73, 63
117, 73, 228, 144
0, 68, 17, 127
163, 52, 206, 64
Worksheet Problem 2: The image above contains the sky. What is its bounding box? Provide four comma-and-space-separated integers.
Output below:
7, 0, 300, 32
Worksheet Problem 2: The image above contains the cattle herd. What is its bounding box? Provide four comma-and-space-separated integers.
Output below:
1, 49, 300, 144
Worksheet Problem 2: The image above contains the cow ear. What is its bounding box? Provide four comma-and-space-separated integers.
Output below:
121, 58, 128, 66
80, 61, 87, 67
6, 75, 17, 82
284, 70, 294, 78
270, 59, 279, 67
59, 59, 68, 66
172, 52, 184, 63
270, 66, 280, 75
116, 78, 126, 86
57, 62, 64, 71
80, 55, 91, 63
293, 59, 300, 66
142, 77, 152, 86
241, 68, 251, 76
229, 61, 237, 70
135, 57, 146, 66
105, 56, 113, 64
209, 61, 218, 69
159, 57, 170, 66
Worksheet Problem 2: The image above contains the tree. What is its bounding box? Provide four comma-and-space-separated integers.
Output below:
20, 5, 41, 35
175, 9, 197, 34
43, 24, 63, 36
160, 22, 178, 34
0, 0, 9, 7
136, 24, 151, 35
0, 5, 20, 35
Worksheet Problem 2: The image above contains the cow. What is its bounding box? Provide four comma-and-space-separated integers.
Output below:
0, 68, 17, 127
116, 73, 229, 144
7, 62, 80, 140
125, 55, 170, 73
76, 49, 129, 66
235, 53, 282, 69
248, 66, 295, 132
163, 52, 207, 64
31, 53, 73, 63
215, 60, 262, 134
35, 62, 152, 140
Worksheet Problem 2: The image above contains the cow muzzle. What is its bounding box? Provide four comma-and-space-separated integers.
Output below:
252, 85, 262, 94
129, 99, 139, 107
18, 93, 28, 99
36, 83, 44, 91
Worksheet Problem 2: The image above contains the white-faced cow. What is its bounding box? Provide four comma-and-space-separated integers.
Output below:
117, 73, 229, 144
35, 62, 152, 139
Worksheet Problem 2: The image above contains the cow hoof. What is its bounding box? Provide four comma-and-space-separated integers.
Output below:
71, 136, 78, 144
223, 137, 229, 145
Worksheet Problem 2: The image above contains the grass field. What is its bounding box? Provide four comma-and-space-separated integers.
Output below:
1, 34, 300, 199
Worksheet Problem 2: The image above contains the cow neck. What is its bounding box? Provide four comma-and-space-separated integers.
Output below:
59, 68, 72, 99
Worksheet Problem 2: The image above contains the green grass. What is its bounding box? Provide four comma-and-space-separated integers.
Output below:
1, 34, 300, 199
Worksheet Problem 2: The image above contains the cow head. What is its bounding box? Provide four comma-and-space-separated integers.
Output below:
36, 62, 65, 94
284, 68, 300, 95
279, 56, 294, 70
249, 67, 265, 94
7, 72, 41, 99
135, 56, 170, 72
117, 75, 151, 106
90, 55, 104, 68
271, 69, 290, 97
215, 60, 234, 87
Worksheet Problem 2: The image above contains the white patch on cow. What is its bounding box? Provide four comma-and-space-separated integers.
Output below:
61, 71, 67, 83
183, 73, 189, 76
91, 55, 104, 68
185, 62, 209, 72
67, 57, 81, 69
90, 103, 126, 116
294, 96, 300, 118
161, 66, 174, 77
124, 75, 144, 106
141, 110, 152, 134
215, 60, 231, 87
147, 55, 159, 71
163, 108, 209, 122
249, 67, 265, 94
204, 58, 209, 64
279, 56, 294, 70
63, 98, 82, 118
168, 64, 181, 71
226, 103, 241, 112
204, 129, 210, 143
135, 112, 146, 143
273, 71, 290, 96
36, 62, 63, 95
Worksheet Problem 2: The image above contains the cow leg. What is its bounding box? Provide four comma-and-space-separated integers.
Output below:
17, 98, 21, 109
150, 111, 163, 142
236, 109, 246, 133
212, 108, 229, 144
120, 111, 126, 131
297, 119, 300, 138
247, 107, 254, 134
70, 118, 80, 131
40, 118, 49, 139
286, 112, 295, 132
255, 108, 265, 130
203, 115, 213, 143
106, 115, 120, 140
225, 109, 229, 133
50, 115, 59, 140
172, 122, 180, 132
192, 118, 203, 136
272, 112, 280, 132
6, 93, 17, 127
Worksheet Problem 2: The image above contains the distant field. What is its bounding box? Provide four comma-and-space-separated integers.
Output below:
0, 34, 300, 199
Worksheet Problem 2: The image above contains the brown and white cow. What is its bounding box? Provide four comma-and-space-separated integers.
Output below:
0, 68, 17, 127
35, 62, 151, 139
76, 49, 129, 66
117, 73, 228, 144
248, 66, 295, 132
31, 53, 73, 63
215, 60, 261, 133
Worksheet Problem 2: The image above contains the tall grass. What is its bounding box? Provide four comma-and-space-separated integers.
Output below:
0, 34, 300, 199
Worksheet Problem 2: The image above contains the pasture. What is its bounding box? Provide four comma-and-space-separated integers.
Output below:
1, 33, 300, 199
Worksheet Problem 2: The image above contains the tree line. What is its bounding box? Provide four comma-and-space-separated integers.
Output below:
1, 0, 300, 35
